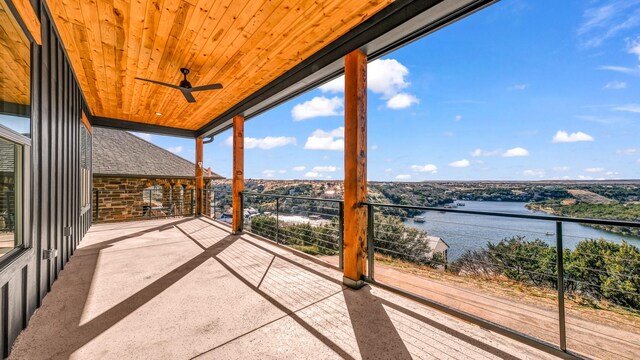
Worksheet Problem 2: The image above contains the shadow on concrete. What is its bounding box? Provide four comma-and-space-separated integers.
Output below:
14, 218, 524, 359
186, 222, 519, 360
343, 285, 412, 359
12, 218, 237, 359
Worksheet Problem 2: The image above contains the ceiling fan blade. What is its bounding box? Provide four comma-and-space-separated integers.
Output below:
180, 89, 196, 103
134, 77, 181, 90
190, 83, 223, 92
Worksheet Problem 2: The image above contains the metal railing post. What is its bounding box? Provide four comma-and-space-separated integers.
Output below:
339, 201, 344, 270
94, 190, 99, 220
275, 197, 280, 244
367, 203, 375, 281
213, 192, 216, 219
556, 221, 567, 352
239, 192, 244, 231
190, 189, 195, 216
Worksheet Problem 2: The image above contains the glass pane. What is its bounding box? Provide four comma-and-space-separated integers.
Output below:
0, 137, 19, 255
0, 0, 31, 137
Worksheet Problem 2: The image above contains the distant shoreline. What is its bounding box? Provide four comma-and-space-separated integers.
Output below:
218, 179, 640, 185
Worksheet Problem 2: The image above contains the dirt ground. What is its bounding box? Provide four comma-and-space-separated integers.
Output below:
567, 189, 616, 204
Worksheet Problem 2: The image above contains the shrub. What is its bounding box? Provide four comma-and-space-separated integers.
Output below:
486, 236, 557, 288
373, 213, 435, 266
249, 215, 339, 255
453, 236, 640, 311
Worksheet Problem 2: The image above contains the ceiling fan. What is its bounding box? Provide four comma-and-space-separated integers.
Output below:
134, 68, 222, 103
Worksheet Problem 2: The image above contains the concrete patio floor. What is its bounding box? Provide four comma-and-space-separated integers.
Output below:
10, 218, 559, 359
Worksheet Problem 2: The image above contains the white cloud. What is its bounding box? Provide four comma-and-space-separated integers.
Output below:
578, 2, 640, 48
599, 65, 640, 76
577, 175, 594, 180
613, 104, 640, 113
386, 93, 419, 109
371, 144, 379, 151
509, 84, 528, 91
604, 171, 619, 176
575, 115, 626, 125
449, 159, 470, 168
304, 127, 344, 151
410, 164, 438, 173
523, 169, 545, 178
319, 58, 419, 109
279, 170, 287, 174
262, 169, 276, 178
130, 132, 153, 141
502, 147, 530, 157
291, 96, 343, 121
552, 130, 594, 143
244, 136, 296, 150
384, 168, 393, 173
617, 148, 640, 155
319, 77, 344, 93
628, 36, 640, 60
292, 166, 306, 171
312, 166, 337, 172
552, 166, 570, 172
395, 174, 411, 180
369, 59, 410, 97
166, 146, 183, 154
224, 136, 297, 149
585, 167, 605, 173
604, 80, 627, 89
454, 115, 462, 122
471, 148, 501, 157
304, 171, 320, 178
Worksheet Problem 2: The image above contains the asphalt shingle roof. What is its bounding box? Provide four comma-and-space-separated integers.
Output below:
92, 127, 223, 179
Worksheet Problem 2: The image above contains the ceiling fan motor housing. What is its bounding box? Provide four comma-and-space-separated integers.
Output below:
179, 68, 192, 88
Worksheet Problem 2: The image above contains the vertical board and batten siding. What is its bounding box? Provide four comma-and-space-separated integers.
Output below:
0, 1, 92, 356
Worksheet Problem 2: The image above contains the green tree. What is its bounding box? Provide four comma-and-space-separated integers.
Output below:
373, 213, 434, 266
602, 242, 640, 308
564, 239, 619, 298
486, 236, 557, 287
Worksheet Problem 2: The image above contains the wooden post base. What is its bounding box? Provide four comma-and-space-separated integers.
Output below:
342, 276, 366, 289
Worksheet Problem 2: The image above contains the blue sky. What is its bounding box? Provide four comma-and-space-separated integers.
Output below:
133, 0, 640, 181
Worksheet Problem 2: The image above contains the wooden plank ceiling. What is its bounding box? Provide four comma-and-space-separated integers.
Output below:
45, 0, 394, 131
0, 0, 31, 105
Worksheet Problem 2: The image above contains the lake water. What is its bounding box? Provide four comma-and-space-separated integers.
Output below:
404, 201, 640, 261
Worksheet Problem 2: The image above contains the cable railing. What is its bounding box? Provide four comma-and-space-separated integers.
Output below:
93, 188, 197, 222
206, 189, 232, 222
92, 185, 640, 358
364, 201, 640, 360
240, 192, 344, 269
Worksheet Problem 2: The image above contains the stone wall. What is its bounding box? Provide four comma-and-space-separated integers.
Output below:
92, 176, 212, 222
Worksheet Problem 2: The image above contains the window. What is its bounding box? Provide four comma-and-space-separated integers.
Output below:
80, 119, 91, 210
0, 134, 24, 256
0, 0, 31, 258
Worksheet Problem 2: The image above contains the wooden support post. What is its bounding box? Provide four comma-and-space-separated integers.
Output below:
195, 137, 204, 215
343, 49, 367, 288
232, 115, 245, 234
